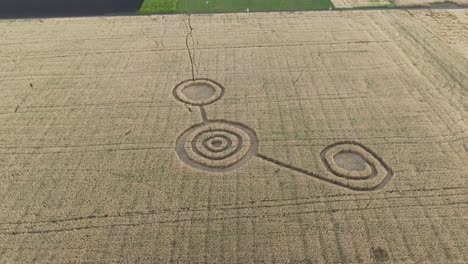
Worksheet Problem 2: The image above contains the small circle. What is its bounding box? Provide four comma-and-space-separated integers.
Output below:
371, 247, 389, 263
211, 139, 223, 148
193, 129, 241, 160
204, 135, 230, 153
320, 142, 394, 191
175, 121, 258, 172
182, 83, 216, 101
173, 79, 224, 106
334, 152, 367, 172
321, 143, 375, 180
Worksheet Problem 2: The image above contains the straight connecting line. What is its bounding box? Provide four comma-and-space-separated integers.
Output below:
199, 106, 208, 123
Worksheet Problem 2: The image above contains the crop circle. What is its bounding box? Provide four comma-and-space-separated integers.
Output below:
334, 152, 367, 172
175, 121, 258, 172
173, 79, 224, 106
204, 135, 231, 153
321, 144, 376, 180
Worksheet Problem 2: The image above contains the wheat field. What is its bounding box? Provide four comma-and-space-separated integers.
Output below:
0, 10, 467, 263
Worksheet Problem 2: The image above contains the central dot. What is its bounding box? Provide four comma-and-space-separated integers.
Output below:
211, 139, 223, 148
333, 152, 367, 172
182, 83, 216, 101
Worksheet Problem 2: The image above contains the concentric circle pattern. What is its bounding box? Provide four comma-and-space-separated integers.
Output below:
176, 121, 258, 172
204, 135, 230, 153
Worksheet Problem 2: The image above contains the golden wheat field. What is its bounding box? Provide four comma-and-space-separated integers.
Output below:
0, 9, 467, 263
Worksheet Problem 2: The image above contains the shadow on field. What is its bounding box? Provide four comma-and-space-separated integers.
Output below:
0, 0, 144, 18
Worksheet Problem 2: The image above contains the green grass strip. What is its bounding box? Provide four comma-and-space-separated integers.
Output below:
140, 0, 333, 14
139, 0, 178, 14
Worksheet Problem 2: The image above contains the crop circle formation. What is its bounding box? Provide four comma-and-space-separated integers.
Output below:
173, 79, 224, 106
172, 78, 393, 191
321, 143, 378, 180
176, 121, 258, 172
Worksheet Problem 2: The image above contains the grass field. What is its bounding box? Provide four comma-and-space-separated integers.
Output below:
140, 0, 177, 13
140, 0, 334, 14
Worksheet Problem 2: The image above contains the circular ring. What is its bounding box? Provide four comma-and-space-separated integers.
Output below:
173, 79, 225, 106
321, 144, 376, 180
175, 121, 258, 172
203, 135, 231, 153
192, 129, 242, 160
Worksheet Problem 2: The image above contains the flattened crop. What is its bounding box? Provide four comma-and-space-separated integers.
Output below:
0, 10, 467, 263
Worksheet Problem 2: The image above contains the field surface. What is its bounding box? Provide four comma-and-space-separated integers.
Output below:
330, 0, 393, 8
332, 0, 468, 8
395, 0, 468, 6
140, 0, 333, 14
407, 9, 467, 58
0, 10, 468, 263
